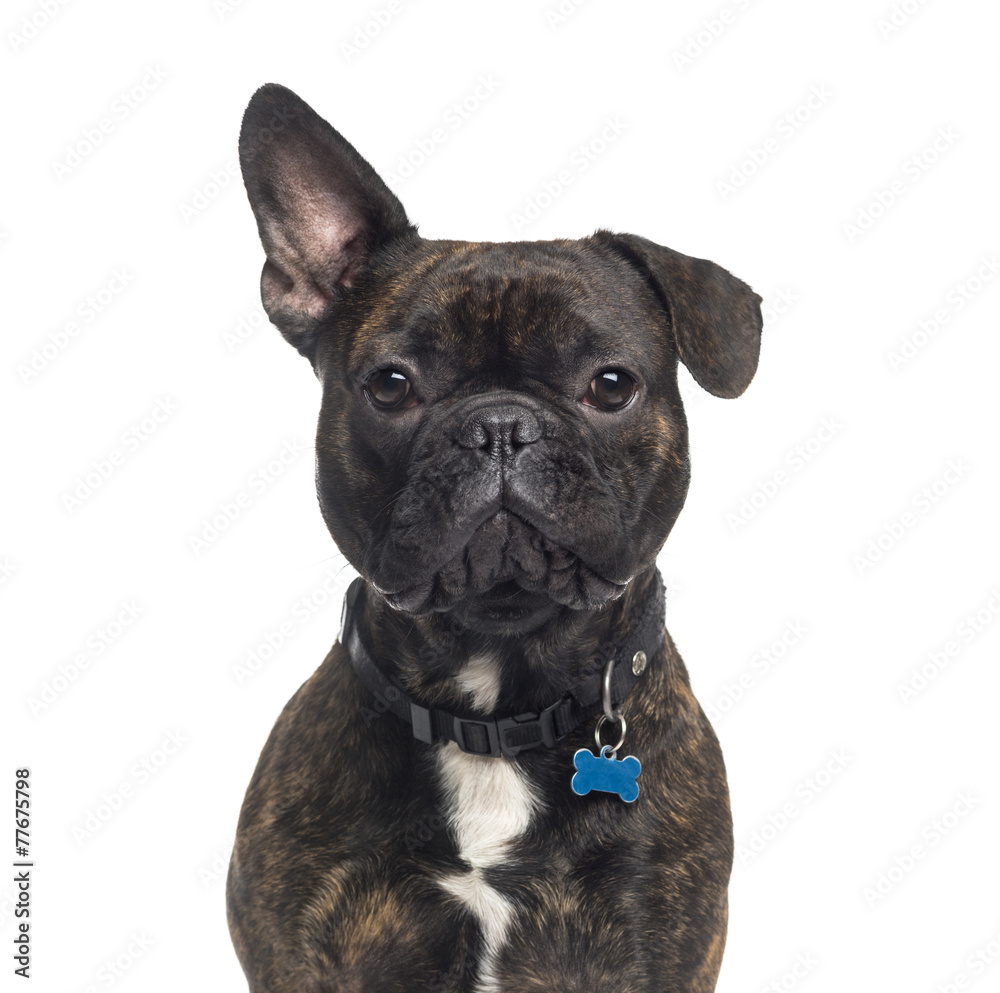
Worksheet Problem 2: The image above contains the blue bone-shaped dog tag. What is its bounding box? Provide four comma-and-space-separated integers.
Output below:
571, 746, 641, 803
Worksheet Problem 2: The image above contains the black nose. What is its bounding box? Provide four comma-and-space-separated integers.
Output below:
456, 402, 542, 457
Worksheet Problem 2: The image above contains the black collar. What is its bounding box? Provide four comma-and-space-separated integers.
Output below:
341, 571, 665, 759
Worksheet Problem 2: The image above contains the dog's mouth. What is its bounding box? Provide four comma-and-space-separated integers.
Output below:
444, 580, 559, 634
374, 509, 628, 623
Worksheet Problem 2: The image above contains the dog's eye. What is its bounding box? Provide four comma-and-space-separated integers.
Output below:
584, 370, 637, 411
364, 369, 414, 410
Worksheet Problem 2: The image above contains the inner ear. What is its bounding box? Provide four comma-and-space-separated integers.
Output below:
250, 131, 373, 302
239, 84, 414, 355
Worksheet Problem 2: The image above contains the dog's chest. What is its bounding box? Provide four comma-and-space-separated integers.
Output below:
433, 697, 541, 991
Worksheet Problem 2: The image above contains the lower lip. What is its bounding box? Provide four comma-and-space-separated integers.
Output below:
458, 582, 557, 628
379, 579, 435, 613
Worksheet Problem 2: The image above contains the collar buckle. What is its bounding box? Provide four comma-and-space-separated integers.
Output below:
452, 698, 563, 758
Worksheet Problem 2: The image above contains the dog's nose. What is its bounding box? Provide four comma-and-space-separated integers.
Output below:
456, 402, 542, 457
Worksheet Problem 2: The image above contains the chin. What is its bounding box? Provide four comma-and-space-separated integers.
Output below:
445, 582, 560, 636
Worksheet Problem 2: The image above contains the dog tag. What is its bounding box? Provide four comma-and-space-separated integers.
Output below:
571, 746, 641, 803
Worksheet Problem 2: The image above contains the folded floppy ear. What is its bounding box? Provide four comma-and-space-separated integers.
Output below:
597, 232, 763, 398
239, 83, 414, 359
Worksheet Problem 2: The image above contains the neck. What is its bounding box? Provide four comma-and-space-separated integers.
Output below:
355, 567, 662, 717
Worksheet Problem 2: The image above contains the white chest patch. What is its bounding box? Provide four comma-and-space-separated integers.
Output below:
452, 651, 502, 713
437, 740, 537, 867
435, 741, 540, 991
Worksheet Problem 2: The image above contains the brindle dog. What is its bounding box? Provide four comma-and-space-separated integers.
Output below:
227, 84, 762, 993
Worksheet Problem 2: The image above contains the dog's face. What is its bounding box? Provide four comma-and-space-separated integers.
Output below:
239, 85, 762, 635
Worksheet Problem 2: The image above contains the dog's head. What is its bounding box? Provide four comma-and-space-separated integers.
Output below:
239, 84, 762, 635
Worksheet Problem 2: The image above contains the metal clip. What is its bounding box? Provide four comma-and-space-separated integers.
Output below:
596, 658, 627, 757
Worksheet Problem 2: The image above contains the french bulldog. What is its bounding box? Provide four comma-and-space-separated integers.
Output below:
227, 83, 762, 993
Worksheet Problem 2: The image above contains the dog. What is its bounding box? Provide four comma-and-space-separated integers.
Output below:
227, 83, 762, 993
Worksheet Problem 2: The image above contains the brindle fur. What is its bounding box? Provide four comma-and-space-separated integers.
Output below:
228, 84, 761, 993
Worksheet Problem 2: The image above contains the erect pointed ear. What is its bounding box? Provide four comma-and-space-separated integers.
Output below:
239, 84, 415, 359
595, 231, 763, 398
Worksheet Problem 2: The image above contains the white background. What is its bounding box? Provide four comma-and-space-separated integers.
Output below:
3, 0, 999, 990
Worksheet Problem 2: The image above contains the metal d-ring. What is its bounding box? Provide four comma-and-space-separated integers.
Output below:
596, 657, 627, 755
602, 658, 616, 721
594, 711, 627, 756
